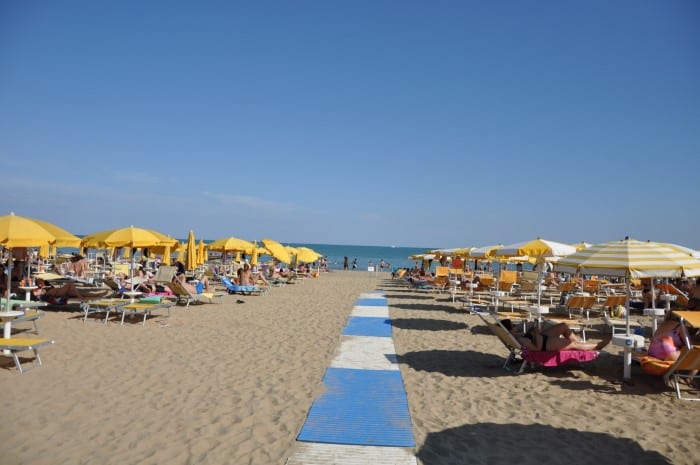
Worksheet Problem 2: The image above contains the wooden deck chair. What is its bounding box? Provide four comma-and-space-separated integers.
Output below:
477, 312, 599, 374
0, 337, 54, 373
640, 343, 700, 401
558, 281, 579, 293
656, 283, 689, 308
565, 295, 597, 320
582, 279, 601, 294
498, 270, 518, 293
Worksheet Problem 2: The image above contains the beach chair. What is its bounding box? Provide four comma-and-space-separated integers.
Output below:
477, 312, 600, 374
116, 299, 173, 326
640, 344, 700, 401
0, 309, 45, 335
80, 298, 129, 323
656, 283, 689, 308
167, 278, 225, 307
565, 295, 597, 320
220, 276, 269, 296
0, 337, 55, 373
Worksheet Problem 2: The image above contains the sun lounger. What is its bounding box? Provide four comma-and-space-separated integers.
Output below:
80, 298, 129, 323
220, 276, 269, 296
116, 299, 173, 325
167, 279, 225, 307
0, 309, 45, 335
0, 337, 54, 373
640, 344, 700, 401
477, 312, 600, 374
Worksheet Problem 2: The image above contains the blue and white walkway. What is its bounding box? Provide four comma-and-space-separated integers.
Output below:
285, 291, 417, 465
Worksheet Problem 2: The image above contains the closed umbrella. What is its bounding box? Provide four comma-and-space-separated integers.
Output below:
197, 240, 206, 266
553, 237, 700, 378
185, 230, 197, 271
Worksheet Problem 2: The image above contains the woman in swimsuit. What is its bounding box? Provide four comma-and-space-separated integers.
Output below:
648, 316, 686, 361
501, 319, 612, 352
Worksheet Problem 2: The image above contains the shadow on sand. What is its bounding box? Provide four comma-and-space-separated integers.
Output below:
417, 422, 671, 465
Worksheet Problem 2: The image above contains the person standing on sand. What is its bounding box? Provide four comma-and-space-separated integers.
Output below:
352, 258, 358, 270
343, 256, 349, 270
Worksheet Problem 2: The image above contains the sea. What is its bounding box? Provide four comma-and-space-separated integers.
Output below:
58, 242, 436, 272
287, 243, 432, 271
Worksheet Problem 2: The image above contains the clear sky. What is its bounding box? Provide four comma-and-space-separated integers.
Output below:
2, 1, 699, 249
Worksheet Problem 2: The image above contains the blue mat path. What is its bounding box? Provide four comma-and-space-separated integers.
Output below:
342, 316, 393, 337
297, 367, 415, 447
354, 297, 387, 307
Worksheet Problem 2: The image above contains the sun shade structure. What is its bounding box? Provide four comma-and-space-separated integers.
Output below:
0, 213, 59, 312
186, 230, 197, 271
553, 238, 700, 279
468, 244, 503, 259
496, 238, 578, 308
261, 238, 292, 264
553, 237, 700, 379
0, 213, 56, 248
207, 237, 258, 254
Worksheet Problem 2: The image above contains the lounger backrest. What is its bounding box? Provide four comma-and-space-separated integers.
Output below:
435, 266, 449, 277
155, 266, 177, 283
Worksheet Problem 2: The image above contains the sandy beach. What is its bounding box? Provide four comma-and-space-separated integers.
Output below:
1, 272, 698, 465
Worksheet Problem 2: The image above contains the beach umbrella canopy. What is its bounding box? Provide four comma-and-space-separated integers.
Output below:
295, 246, 321, 263
572, 241, 592, 251
250, 246, 259, 266
24, 217, 80, 248
261, 238, 291, 264
553, 238, 700, 279
496, 238, 577, 259
0, 212, 56, 248
207, 237, 257, 254
185, 230, 197, 271
468, 244, 503, 259
81, 225, 170, 249
496, 238, 577, 307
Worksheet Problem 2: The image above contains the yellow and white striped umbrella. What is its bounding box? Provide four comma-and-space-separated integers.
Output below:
553, 238, 700, 279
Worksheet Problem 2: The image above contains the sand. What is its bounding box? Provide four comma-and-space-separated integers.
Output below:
1, 272, 698, 465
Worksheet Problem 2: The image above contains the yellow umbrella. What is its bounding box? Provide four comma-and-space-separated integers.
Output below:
185, 230, 197, 271
207, 237, 258, 254
197, 240, 206, 266
495, 238, 578, 308
250, 247, 259, 266
81, 225, 174, 289
0, 212, 58, 312
261, 238, 292, 264
0, 212, 56, 248
24, 217, 80, 248
295, 246, 322, 263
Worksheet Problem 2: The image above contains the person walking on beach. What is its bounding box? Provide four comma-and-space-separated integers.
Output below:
343, 256, 349, 270
352, 258, 358, 270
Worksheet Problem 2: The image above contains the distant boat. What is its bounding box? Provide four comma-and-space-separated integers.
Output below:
391, 245, 396, 248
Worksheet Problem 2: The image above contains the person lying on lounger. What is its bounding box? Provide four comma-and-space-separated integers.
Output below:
501, 319, 612, 352
33, 281, 109, 304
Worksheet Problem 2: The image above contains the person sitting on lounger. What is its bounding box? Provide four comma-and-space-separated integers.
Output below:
33, 280, 109, 304
172, 275, 210, 294
501, 319, 611, 352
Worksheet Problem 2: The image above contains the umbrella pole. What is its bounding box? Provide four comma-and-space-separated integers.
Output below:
5, 249, 12, 312
625, 278, 631, 336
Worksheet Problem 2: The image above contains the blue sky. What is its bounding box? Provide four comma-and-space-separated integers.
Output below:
2, 1, 699, 248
